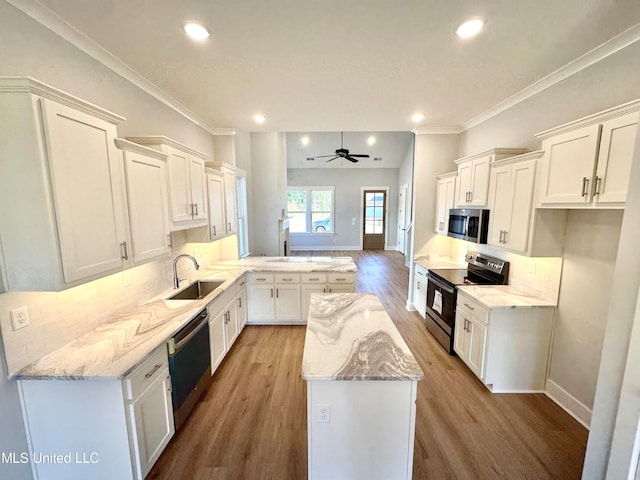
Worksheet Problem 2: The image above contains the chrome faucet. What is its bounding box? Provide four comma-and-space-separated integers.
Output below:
173, 254, 200, 289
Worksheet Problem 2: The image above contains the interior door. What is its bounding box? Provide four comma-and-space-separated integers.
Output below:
363, 190, 386, 250
397, 185, 408, 254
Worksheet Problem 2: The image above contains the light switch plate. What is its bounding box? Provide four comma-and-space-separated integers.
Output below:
11, 306, 30, 330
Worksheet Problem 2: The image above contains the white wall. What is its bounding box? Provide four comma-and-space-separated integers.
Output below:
547, 211, 623, 414
250, 132, 288, 256
235, 132, 254, 254
287, 168, 399, 250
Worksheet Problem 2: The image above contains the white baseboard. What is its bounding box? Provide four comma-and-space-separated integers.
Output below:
290, 246, 361, 251
545, 378, 592, 429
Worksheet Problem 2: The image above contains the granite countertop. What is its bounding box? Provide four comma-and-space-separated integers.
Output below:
457, 285, 557, 309
301, 293, 423, 381
15, 256, 357, 381
414, 255, 465, 270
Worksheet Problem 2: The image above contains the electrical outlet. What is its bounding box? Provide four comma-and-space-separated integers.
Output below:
11, 306, 30, 330
317, 404, 331, 423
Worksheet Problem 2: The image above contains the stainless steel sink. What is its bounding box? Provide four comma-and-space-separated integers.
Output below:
166, 280, 225, 300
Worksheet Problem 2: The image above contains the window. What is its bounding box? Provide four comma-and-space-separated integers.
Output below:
287, 187, 334, 233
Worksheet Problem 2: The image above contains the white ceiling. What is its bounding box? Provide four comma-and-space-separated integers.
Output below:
28, 0, 640, 132
286, 132, 413, 169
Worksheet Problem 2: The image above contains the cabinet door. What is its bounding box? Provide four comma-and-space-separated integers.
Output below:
595, 111, 639, 204
434, 180, 445, 233
248, 284, 275, 321
487, 164, 512, 247
275, 284, 301, 322
207, 173, 226, 239
413, 271, 427, 318
129, 369, 174, 479
467, 320, 488, 380
506, 159, 536, 252
189, 157, 207, 221
539, 124, 601, 204
302, 285, 325, 322
453, 312, 470, 360
237, 286, 248, 331
167, 150, 192, 222
224, 304, 239, 348
444, 177, 456, 231
209, 312, 227, 374
223, 167, 238, 234
456, 162, 473, 206
123, 151, 171, 263
40, 99, 128, 283
470, 156, 491, 206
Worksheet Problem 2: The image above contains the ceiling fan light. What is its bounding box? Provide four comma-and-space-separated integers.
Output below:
301, 135, 310, 146
367, 136, 376, 146
455, 17, 486, 39
184, 22, 210, 41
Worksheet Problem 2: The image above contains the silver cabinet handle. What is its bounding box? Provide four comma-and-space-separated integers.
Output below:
581, 177, 589, 197
212, 225, 217, 236
464, 303, 474, 310
145, 363, 162, 379
194, 203, 198, 217
270, 288, 274, 298
335, 278, 346, 282
593, 176, 601, 196
167, 234, 172, 248
309, 277, 319, 281
255, 277, 267, 281
276, 288, 279, 298
120, 241, 128, 260
238, 297, 242, 308
228, 222, 232, 231
323, 287, 326, 293
417, 281, 421, 290
503, 230, 508, 244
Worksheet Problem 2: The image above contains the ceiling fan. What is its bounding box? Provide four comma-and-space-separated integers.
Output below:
315, 132, 370, 163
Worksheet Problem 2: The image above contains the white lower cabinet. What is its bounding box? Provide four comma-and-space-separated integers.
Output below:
413, 265, 427, 318
237, 281, 248, 330
208, 281, 246, 375
18, 345, 174, 480
209, 308, 227, 374
248, 272, 355, 324
454, 290, 554, 392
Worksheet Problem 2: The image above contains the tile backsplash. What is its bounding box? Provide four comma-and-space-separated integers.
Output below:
0, 232, 237, 377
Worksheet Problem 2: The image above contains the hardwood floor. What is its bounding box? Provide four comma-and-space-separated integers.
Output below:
148, 250, 587, 480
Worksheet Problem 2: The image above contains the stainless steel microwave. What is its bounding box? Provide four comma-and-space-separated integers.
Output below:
447, 208, 490, 243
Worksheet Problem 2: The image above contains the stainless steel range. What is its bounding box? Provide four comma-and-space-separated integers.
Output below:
424, 251, 509, 354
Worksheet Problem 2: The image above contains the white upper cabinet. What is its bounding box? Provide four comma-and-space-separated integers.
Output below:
454, 148, 528, 207
0, 78, 129, 291
206, 170, 226, 239
434, 172, 456, 235
487, 152, 540, 253
222, 165, 238, 235
126, 136, 208, 230
536, 101, 640, 207
116, 139, 171, 264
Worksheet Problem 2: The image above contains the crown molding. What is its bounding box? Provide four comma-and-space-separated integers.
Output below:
213, 128, 238, 136
125, 136, 208, 159
0, 76, 125, 124
462, 23, 640, 131
6, 0, 218, 135
114, 138, 168, 161
411, 126, 463, 135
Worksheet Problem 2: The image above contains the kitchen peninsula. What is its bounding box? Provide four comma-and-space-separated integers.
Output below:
302, 293, 423, 480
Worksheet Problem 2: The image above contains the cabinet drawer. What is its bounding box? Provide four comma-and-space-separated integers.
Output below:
457, 294, 489, 325
208, 286, 236, 317
301, 273, 327, 284
327, 273, 354, 284
125, 346, 169, 401
248, 273, 274, 284
275, 273, 301, 283
235, 274, 247, 290
414, 265, 427, 277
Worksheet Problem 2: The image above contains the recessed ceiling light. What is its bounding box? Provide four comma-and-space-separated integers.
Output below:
184, 22, 210, 41
253, 114, 266, 124
455, 17, 486, 39
411, 113, 425, 122
301, 136, 310, 146
367, 136, 376, 146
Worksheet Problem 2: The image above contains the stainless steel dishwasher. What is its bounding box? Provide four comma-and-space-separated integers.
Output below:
167, 307, 211, 430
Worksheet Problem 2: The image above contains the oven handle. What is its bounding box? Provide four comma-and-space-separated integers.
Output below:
427, 274, 455, 294
172, 315, 210, 355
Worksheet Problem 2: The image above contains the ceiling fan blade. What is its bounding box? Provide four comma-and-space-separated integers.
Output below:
349, 154, 370, 158
325, 156, 339, 162
315, 154, 339, 158
345, 156, 359, 163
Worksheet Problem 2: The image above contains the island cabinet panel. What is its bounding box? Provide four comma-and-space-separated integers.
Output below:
307, 380, 417, 480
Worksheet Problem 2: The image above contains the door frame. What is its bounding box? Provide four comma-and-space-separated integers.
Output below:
359, 186, 389, 250
397, 184, 409, 255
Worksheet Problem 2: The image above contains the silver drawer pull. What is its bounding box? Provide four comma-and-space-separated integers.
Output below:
145, 364, 162, 379
308, 277, 320, 281
281, 278, 293, 282
334, 278, 346, 281
120, 241, 129, 260
464, 303, 474, 310
256, 278, 267, 281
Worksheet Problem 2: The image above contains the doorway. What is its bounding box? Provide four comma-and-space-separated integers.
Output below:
363, 189, 387, 250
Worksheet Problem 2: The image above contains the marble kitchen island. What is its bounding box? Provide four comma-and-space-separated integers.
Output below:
302, 293, 423, 480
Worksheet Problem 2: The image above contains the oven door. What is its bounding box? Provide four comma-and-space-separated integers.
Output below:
425, 273, 456, 335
